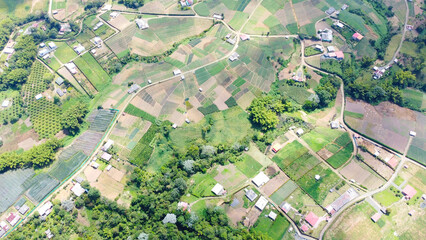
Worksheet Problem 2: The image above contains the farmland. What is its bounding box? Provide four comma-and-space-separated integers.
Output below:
73, 53, 111, 91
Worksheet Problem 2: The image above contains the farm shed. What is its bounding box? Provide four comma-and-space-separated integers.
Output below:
173, 69, 182, 76
213, 13, 223, 20
255, 196, 268, 211
101, 152, 112, 161
268, 211, 277, 221
135, 19, 149, 30
3, 47, 14, 54
14, 198, 26, 210
280, 202, 291, 213
296, 128, 304, 136
402, 185, 417, 199
240, 34, 250, 41
93, 22, 103, 31
335, 51, 344, 60
229, 52, 240, 62
128, 84, 140, 94
74, 176, 84, 184
35, 94, 43, 100
106, 165, 112, 171
352, 33, 364, 41
330, 121, 339, 129
325, 7, 336, 15
301, 224, 309, 232
245, 189, 258, 202
55, 77, 64, 85
91, 162, 100, 169
212, 183, 225, 196
48, 42, 57, 50
162, 214, 177, 224
45, 229, 54, 239
371, 212, 381, 222
65, 62, 77, 74
110, 12, 119, 18
38, 201, 53, 217
320, 29, 333, 42
56, 89, 64, 97
71, 183, 85, 197
74, 44, 85, 55
0, 221, 9, 231
38, 48, 50, 57
92, 37, 102, 46
226, 37, 236, 45
331, 188, 358, 212
18, 204, 29, 215
327, 46, 335, 52
252, 172, 269, 187
102, 139, 114, 151
305, 212, 319, 227
2, 100, 10, 107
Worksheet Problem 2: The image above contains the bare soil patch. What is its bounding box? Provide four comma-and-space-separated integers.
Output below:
84, 167, 102, 183
105, 167, 125, 182
318, 148, 333, 160
92, 173, 124, 201
262, 171, 289, 196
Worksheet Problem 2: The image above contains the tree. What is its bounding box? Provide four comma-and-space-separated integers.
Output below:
393, 70, 416, 88
88, 188, 100, 201
61, 103, 89, 135
4, 68, 29, 87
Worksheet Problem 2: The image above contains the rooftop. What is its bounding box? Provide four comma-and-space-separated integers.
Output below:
252, 172, 269, 187
212, 183, 225, 195
402, 185, 417, 199
305, 212, 319, 227
255, 196, 268, 210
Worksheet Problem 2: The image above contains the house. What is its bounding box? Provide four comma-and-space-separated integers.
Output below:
330, 120, 339, 129
59, 23, 71, 34
2, 100, 10, 108
91, 162, 100, 169
173, 69, 182, 76
245, 189, 258, 202
268, 211, 277, 221
38, 201, 53, 217
213, 13, 223, 20
148, 79, 152, 84
409, 131, 416, 137
402, 185, 417, 199
352, 32, 364, 41
56, 88, 64, 97
110, 12, 119, 18
48, 42, 57, 50
226, 37, 236, 45
271, 142, 281, 153
305, 212, 319, 227
162, 213, 177, 224
185, 118, 190, 123
6, 213, 20, 226
74, 176, 84, 184
40, 42, 46, 48
278, 202, 290, 213
93, 21, 104, 31
320, 28, 333, 42
314, 44, 324, 52
35, 94, 43, 100
335, 51, 344, 60
136, 18, 149, 30
128, 84, 140, 94
296, 128, 304, 136
18, 204, 29, 215
325, 7, 336, 15
55, 77, 64, 86
71, 183, 85, 197
3, 47, 14, 54
327, 46, 335, 52
301, 224, 309, 232
315, 175, 321, 181
65, 62, 77, 74
255, 196, 268, 210
385, 156, 398, 169
240, 34, 250, 41
106, 165, 112, 171
252, 172, 269, 187
229, 52, 240, 62
212, 183, 225, 195
101, 152, 112, 161
180, 0, 193, 7
225, 33, 231, 39
331, 188, 358, 212
45, 229, 54, 239
92, 37, 102, 46
74, 44, 85, 55
38, 48, 50, 57
1, 221, 10, 231
198, 87, 203, 92
102, 139, 114, 151
172, 123, 177, 129
341, 4, 348, 10
371, 212, 381, 222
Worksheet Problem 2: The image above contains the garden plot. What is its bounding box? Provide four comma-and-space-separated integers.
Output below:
88, 109, 117, 132
284, 152, 320, 180
297, 163, 342, 205
188, 172, 218, 198
110, 115, 150, 151
234, 154, 263, 178
213, 164, 248, 193
52, 0, 83, 21
74, 53, 111, 91
340, 160, 385, 189
360, 151, 394, 180
345, 99, 425, 159
262, 171, 290, 196
92, 173, 124, 201
272, 140, 309, 169
253, 209, 291, 240
292, 0, 326, 36
24, 173, 60, 203
112, 0, 193, 14
0, 169, 35, 213
270, 180, 298, 206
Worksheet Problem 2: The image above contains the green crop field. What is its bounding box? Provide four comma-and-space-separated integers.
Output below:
284, 153, 320, 180
302, 127, 344, 152
129, 124, 158, 166
334, 132, 352, 147
403, 88, 425, 111
206, 60, 227, 76
0, 90, 23, 124
270, 180, 298, 205
74, 53, 111, 91
272, 141, 308, 169
305, 46, 322, 57
297, 163, 342, 204
195, 67, 212, 85
53, 41, 78, 63
344, 110, 364, 119
326, 143, 353, 168
124, 104, 157, 123
276, 83, 312, 105
235, 154, 263, 178
229, 12, 249, 30
253, 211, 290, 240
326, 144, 341, 154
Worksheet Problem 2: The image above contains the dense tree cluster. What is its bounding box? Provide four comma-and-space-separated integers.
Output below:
247, 95, 293, 131
119, 0, 145, 9
303, 75, 340, 111
61, 102, 89, 135
0, 139, 62, 172
0, 18, 14, 50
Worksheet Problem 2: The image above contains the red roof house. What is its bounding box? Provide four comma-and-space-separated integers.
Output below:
371, 212, 381, 222
301, 224, 309, 232
402, 185, 417, 199
305, 212, 319, 227
387, 157, 398, 169
335, 51, 344, 60
352, 32, 364, 41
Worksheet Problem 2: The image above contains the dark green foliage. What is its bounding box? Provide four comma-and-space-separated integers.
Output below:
61, 103, 89, 136
118, 0, 145, 9
0, 139, 62, 172
303, 75, 340, 111
124, 104, 157, 123
247, 95, 293, 131
197, 104, 220, 115
129, 124, 158, 166
224, 97, 238, 108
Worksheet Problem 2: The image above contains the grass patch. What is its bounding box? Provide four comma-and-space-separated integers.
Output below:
253, 211, 290, 240
229, 12, 249, 30
305, 46, 322, 57
402, 88, 424, 111
301, 127, 344, 152
326, 143, 353, 168
124, 104, 156, 123
394, 176, 404, 186
198, 104, 220, 115
374, 187, 401, 207
334, 132, 351, 147
344, 110, 364, 119
233, 77, 246, 87
206, 60, 227, 76
73, 53, 111, 91
189, 172, 217, 197
270, 180, 298, 205
235, 154, 263, 178
54, 41, 78, 63
284, 153, 320, 180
